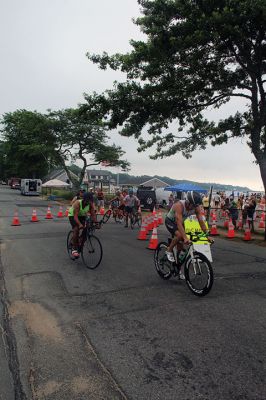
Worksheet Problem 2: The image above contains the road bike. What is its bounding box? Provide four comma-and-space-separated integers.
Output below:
102, 205, 125, 224
154, 232, 214, 296
129, 208, 142, 229
67, 218, 103, 269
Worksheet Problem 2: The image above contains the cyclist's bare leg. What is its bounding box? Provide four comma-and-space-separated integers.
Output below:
72, 225, 80, 250
168, 231, 183, 253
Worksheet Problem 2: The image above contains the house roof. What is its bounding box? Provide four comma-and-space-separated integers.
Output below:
140, 177, 169, 188
43, 169, 79, 183
87, 169, 110, 176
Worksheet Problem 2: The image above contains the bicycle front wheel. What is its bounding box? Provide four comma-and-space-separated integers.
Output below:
184, 253, 213, 296
67, 231, 74, 259
154, 242, 172, 280
102, 210, 111, 224
81, 235, 103, 269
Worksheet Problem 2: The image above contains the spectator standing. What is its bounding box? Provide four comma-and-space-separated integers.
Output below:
213, 192, 221, 208
202, 194, 209, 214
247, 196, 257, 233
228, 200, 239, 230
96, 188, 105, 212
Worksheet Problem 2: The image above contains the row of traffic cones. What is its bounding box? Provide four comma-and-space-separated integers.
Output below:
11, 206, 68, 226
209, 217, 253, 241
137, 208, 164, 249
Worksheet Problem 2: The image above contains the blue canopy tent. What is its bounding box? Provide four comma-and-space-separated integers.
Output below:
164, 183, 208, 193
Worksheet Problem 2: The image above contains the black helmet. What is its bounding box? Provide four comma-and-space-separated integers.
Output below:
187, 191, 202, 206
82, 192, 92, 203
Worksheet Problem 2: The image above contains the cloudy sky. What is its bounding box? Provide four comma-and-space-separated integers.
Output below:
0, 0, 263, 190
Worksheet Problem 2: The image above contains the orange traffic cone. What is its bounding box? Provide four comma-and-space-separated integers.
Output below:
31, 208, 38, 222
147, 225, 159, 250
11, 210, 21, 226
224, 213, 229, 228
258, 212, 265, 229
57, 206, 64, 218
243, 222, 252, 241
227, 219, 235, 238
210, 222, 219, 236
211, 211, 217, 223
45, 206, 53, 219
137, 219, 148, 240
237, 214, 243, 229
148, 215, 154, 231
157, 210, 163, 225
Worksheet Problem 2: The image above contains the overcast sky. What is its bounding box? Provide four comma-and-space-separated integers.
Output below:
0, 0, 263, 190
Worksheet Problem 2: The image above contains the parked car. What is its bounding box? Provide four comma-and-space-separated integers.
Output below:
137, 187, 156, 211
0, 180, 7, 185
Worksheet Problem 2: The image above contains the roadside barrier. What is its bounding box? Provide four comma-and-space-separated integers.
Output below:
147, 225, 158, 250
31, 208, 39, 222
45, 206, 53, 219
11, 210, 21, 226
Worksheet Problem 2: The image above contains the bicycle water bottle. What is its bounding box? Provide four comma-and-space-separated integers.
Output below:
178, 250, 186, 262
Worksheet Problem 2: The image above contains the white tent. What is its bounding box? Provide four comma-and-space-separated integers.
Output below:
42, 179, 70, 188
140, 177, 169, 189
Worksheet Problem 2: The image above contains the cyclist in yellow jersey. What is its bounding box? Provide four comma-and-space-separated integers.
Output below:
165, 191, 210, 262
68, 192, 97, 258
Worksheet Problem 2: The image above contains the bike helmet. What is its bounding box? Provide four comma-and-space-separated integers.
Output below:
82, 192, 92, 203
186, 191, 202, 206
128, 189, 133, 195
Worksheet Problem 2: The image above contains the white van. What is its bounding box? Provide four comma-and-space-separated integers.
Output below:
20, 179, 42, 196
155, 187, 172, 207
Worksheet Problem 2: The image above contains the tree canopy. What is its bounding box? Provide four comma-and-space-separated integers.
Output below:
0, 103, 129, 186
87, 0, 266, 193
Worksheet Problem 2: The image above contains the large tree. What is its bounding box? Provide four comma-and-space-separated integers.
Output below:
48, 106, 129, 187
0, 106, 129, 187
0, 110, 54, 178
88, 0, 266, 196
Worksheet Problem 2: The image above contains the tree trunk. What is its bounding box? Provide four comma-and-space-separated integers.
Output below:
258, 157, 266, 240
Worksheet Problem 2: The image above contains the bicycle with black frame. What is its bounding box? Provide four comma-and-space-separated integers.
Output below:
129, 207, 142, 229
67, 217, 103, 269
154, 231, 214, 296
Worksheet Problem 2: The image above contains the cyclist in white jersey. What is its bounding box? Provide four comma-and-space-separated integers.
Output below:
165, 191, 209, 262
124, 189, 140, 227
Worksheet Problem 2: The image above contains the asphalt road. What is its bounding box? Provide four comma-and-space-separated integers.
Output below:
0, 186, 266, 400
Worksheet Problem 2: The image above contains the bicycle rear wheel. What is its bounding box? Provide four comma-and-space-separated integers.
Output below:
154, 242, 172, 280
102, 210, 111, 224
184, 253, 213, 296
81, 234, 103, 269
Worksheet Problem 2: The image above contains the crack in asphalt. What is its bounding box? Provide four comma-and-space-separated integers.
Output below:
0, 250, 27, 400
